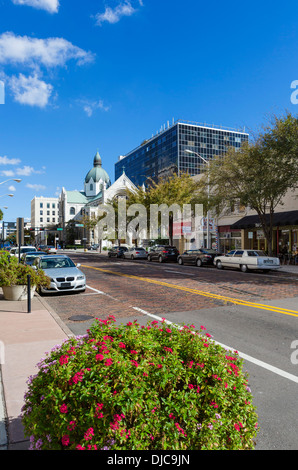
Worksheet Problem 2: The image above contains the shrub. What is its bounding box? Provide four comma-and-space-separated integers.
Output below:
21, 316, 258, 450
0, 251, 50, 288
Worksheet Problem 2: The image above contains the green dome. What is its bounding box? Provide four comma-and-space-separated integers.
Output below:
85, 151, 111, 186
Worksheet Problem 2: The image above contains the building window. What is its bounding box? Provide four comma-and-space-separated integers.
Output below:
90, 184, 93, 191
40, 203, 43, 208
47, 203, 50, 208
52, 203, 55, 208
47, 218, 50, 223
70, 207, 75, 215
52, 218, 55, 223
40, 218, 43, 223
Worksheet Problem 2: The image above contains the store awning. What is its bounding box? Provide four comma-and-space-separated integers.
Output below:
230, 210, 298, 229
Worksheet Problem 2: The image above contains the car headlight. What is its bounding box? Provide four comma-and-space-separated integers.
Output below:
77, 275, 85, 280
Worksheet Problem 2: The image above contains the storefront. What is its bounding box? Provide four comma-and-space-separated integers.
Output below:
217, 226, 242, 253
230, 210, 298, 255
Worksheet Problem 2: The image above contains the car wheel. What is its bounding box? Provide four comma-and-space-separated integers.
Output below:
216, 260, 223, 269
131, 255, 134, 260
159, 256, 163, 263
196, 258, 202, 267
240, 264, 248, 273
178, 257, 183, 265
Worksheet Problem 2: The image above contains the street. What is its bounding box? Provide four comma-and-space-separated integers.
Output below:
40, 251, 298, 450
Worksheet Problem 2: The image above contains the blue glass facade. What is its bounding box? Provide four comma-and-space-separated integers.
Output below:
115, 120, 249, 187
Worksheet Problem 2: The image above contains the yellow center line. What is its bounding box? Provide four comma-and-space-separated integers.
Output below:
82, 265, 298, 318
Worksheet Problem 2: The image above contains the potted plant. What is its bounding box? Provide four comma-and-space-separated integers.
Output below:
0, 251, 50, 301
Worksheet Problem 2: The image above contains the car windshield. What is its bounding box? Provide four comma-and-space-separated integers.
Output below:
40, 257, 76, 269
21, 247, 36, 253
247, 250, 266, 257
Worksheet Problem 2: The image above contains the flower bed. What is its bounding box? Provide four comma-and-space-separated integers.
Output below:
21, 315, 258, 450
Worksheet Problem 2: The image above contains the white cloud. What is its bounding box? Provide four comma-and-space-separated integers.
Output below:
1, 170, 14, 177
0, 32, 94, 68
26, 183, 46, 191
8, 185, 16, 191
95, 1, 143, 26
11, 0, 60, 13
80, 98, 110, 117
9, 73, 53, 107
0, 155, 21, 165
16, 165, 36, 176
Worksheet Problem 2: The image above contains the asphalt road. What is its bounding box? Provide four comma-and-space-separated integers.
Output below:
42, 252, 298, 450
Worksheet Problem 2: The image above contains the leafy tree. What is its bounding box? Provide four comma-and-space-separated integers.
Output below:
126, 173, 203, 245
201, 112, 298, 256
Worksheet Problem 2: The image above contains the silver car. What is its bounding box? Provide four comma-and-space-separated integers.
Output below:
32, 255, 86, 294
122, 247, 147, 260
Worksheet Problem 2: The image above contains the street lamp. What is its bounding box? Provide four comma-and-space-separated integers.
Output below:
185, 149, 211, 249
0, 178, 22, 185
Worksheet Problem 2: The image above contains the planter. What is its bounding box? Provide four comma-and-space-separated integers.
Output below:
2, 285, 36, 301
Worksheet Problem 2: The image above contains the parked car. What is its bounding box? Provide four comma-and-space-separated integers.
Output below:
21, 251, 48, 265
32, 255, 86, 294
88, 244, 99, 251
37, 245, 47, 251
122, 247, 147, 260
108, 246, 128, 258
45, 245, 57, 254
10, 246, 37, 257
177, 248, 221, 267
214, 250, 281, 273
147, 245, 179, 263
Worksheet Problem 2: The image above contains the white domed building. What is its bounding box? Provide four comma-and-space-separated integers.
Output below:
58, 150, 137, 248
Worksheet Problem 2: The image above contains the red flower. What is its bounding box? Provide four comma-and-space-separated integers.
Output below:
119, 342, 126, 348
62, 435, 70, 446
84, 427, 94, 441
95, 354, 104, 361
105, 358, 113, 366
59, 355, 69, 365
67, 421, 76, 431
60, 404, 68, 414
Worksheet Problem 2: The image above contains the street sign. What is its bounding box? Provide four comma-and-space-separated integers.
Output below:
57, 228, 63, 231
75, 224, 84, 227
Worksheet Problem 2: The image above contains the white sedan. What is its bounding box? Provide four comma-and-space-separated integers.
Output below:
214, 250, 281, 273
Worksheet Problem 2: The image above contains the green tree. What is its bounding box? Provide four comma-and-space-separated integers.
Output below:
126, 173, 203, 245
201, 112, 298, 256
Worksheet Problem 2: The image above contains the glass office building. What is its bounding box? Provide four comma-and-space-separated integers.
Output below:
115, 120, 249, 187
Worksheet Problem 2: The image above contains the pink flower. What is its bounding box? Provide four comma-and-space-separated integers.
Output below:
188, 384, 194, 389
62, 435, 70, 446
67, 421, 76, 431
119, 342, 126, 348
60, 404, 68, 414
59, 355, 69, 365
84, 427, 94, 441
104, 358, 113, 366
130, 360, 139, 367
95, 354, 104, 361
166, 328, 172, 333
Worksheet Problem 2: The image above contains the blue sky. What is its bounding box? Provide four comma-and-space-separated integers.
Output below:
0, 0, 297, 223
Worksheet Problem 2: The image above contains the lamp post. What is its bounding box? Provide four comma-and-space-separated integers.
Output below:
185, 149, 211, 249
0, 178, 22, 185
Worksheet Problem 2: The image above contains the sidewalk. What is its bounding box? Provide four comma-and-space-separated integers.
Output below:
0, 289, 73, 450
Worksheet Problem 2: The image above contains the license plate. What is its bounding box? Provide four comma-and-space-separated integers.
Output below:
263, 260, 273, 264
61, 282, 71, 287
